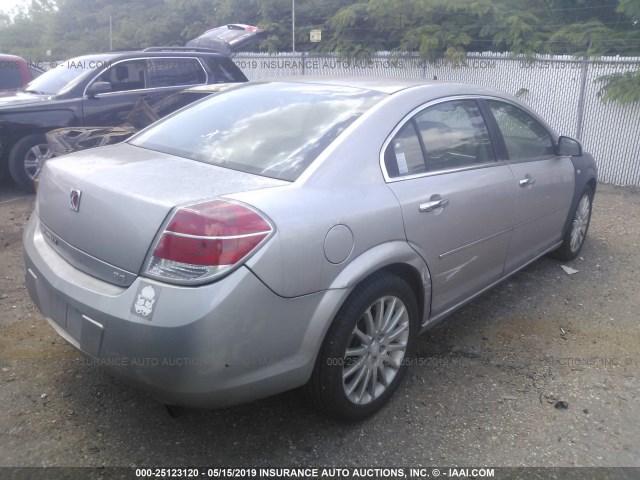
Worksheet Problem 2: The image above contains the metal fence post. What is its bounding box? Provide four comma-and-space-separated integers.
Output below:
575, 56, 589, 141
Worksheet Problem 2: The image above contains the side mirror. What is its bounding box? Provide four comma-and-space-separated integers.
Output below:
86, 81, 112, 97
556, 136, 582, 157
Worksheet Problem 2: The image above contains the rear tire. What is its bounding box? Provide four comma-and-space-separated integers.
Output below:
551, 186, 593, 261
8, 134, 52, 192
306, 273, 418, 421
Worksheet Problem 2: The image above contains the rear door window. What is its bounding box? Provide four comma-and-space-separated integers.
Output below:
415, 100, 495, 172
384, 122, 425, 177
205, 57, 247, 83
384, 99, 495, 178
146, 58, 207, 88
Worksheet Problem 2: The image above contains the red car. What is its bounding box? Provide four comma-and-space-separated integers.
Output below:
0, 54, 42, 92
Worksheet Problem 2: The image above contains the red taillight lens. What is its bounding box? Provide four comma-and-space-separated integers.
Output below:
143, 200, 272, 284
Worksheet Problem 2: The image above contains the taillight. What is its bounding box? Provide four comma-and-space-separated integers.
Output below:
142, 199, 273, 284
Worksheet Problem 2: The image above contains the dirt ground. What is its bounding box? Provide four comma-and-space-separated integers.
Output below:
1, 180, 639, 469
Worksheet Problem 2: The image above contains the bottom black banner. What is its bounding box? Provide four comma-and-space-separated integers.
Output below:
2, 467, 639, 480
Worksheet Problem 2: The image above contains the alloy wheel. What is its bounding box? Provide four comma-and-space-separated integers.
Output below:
24, 143, 53, 180
570, 194, 591, 254
342, 295, 410, 405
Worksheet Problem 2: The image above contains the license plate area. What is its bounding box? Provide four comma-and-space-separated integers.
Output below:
42, 289, 103, 357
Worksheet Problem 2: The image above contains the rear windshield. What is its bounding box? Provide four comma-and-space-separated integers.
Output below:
130, 82, 385, 181
206, 57, 247, 82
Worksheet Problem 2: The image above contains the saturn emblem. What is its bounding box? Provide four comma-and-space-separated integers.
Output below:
69, 188, 82, 212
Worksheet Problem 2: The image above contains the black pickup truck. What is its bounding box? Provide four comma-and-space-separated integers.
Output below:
0, 48, 247, 190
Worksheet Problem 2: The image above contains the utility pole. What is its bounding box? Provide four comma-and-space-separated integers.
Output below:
292, 0, 295, 53
109, 15, 113, 51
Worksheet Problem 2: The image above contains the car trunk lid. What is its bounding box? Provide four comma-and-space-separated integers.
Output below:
37, 143, 287, 281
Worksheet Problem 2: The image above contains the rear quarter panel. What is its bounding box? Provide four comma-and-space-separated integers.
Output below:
232, 182, 407, 298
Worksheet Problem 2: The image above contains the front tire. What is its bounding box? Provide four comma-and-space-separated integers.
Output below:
8, 134, 53, 192
307, 273, 418, 421
552, 186, 594, 261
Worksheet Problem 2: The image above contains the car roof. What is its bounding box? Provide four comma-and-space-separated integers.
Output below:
261, 76, 519, 101
0, 54, 28, 62
183, 83, 242, 93
66, 50, 229, 61
262, 76, 505, 95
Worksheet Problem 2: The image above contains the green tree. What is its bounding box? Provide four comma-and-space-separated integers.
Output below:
0, 0, 638, 101
0, 0, 56, 60
597, 0, 640, 103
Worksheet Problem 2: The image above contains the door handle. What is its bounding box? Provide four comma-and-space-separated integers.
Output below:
519, 175, 535, 187
419, 197, 449, 213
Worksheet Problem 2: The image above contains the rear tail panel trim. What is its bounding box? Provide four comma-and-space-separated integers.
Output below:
39, 221, 137, 287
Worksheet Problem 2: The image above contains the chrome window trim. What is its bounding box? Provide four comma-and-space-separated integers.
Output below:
503, 154, 561, 165
379, 94, 558, 183
82, 56, 209, 97
384, 160, 508, 183
380, 95, 500, 183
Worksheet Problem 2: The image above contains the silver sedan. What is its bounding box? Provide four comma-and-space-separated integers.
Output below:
23, 79, 597, 420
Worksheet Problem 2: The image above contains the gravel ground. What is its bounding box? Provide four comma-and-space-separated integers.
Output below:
0, 182, 638, 469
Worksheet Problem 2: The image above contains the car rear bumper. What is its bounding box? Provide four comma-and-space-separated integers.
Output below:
23, 212, 344, 408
